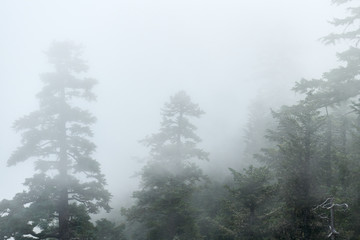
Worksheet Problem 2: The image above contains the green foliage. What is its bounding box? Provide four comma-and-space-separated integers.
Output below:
94, 219, 126, 240
222, 166, 275, 239
289, 2, 360, 238
193, 179, 232, 240
258, 102, 326, 239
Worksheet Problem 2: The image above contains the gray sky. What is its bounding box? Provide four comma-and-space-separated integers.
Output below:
0, 0, 343, 206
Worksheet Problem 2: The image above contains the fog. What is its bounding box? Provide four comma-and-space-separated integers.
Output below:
0, 0, 342, 207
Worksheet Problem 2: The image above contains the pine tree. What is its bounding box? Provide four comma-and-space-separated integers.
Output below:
94, 219, 127, 240
291, 2, 360, 237
243, 94, 279, 165
221, 166, 275, 240
259, 102, 325, 239
124, 91, 208, 240
293, 0, 360, 108
0, 41, 111, 240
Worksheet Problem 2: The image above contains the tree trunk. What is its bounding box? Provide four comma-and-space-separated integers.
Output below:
325, 108, 333, 188
59, 186, 69, 240
58, 84, 69, 240
302, 118, 312, 240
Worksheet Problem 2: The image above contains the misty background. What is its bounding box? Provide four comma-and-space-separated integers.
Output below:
0, 0, 343, 209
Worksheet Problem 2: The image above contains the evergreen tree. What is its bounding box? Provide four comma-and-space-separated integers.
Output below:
292, 2, 360, 237
124, 91, 208, 240
222, 166, 275, 240
293, 0, 360, 108
259, 102, 325, 239
193, 178, 231, 240
0, 41, 111, 240
243, 97, 275, 165
94, 219, 126, 240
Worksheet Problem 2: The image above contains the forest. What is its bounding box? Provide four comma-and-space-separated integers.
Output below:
1, 0, 360, 239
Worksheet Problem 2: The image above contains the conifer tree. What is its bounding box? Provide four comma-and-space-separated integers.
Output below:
292, 2, 360, 237
124, 91, 208, 240
294, 0, 360, 107
94, 219, 127, 240
0, 41, 111, 240
220, 166, 274, 240
259, 102, 325, 239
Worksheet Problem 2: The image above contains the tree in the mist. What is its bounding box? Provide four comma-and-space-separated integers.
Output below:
243, 94, 278, 164
258, 102, 325, 239
293, 0, 360, 113
0, 41, 111, 240
201, 166, 274, 240
339, 102, 360, 237
293, 0, 360, 185
221, 166, 275, 240
192, 179, 232, 240
292, 1, 360, 237
94, 218, 127, 240
293, 0, 360, 108
124, 91, 208, 240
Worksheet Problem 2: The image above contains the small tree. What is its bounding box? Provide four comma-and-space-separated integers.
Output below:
124, 91, 208, 240
0, 41, 111, 240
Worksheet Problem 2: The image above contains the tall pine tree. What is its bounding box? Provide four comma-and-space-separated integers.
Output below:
258, 102, 325, 239
124, 91, 208, 240
0, 41, 111, 240
292, 1, 360, 237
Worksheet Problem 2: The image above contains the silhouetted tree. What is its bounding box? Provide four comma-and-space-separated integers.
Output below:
259, 102, 325, 239
292, 1, 360, 237
124, 91, 208, 240
0, 41, 111, 240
